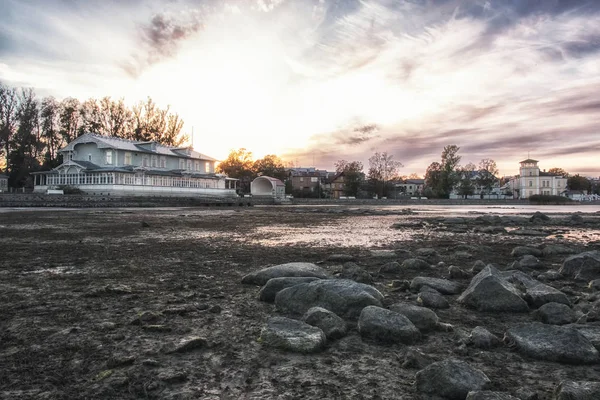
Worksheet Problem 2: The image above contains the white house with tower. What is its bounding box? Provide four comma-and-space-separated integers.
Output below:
506, 159, 567, 199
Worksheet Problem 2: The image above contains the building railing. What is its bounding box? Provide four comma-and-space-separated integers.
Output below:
42, 172, 225, 189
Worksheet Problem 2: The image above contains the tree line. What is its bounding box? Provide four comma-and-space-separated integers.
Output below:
0, 81, 187, 188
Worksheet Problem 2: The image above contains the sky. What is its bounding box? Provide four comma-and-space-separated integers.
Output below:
1, 0, 599, 176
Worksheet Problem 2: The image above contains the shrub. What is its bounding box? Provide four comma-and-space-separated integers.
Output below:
57, 185, 84, 195
529, 194, 573, 204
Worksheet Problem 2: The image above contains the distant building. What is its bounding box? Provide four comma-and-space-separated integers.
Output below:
288, 167, 332, 197
507, 159, 567, 199
330, 172, 346, 199
251, 176, 285, 200
396, 179, 425, 196
32, 133, 238, 197
0, 174, 8, 192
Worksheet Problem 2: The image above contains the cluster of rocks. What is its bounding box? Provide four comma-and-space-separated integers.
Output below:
242, 239, 600, 398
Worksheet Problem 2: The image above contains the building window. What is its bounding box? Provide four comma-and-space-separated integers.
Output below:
151, 156, 157, 168
105, 150, 112, 165
195, 161, 200, 171
179, 159, 185, 169
124, 152, 132, 165
205, 162, 210, 172
187, 160, 192, 170
529, 181, 532, 187
88, 154, 92, 162
160, 157, 166, 168
300, 177, 304, 182
142, 156, 149, 167
529, 171, 532, 176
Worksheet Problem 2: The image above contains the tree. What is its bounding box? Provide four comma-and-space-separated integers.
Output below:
457, 162, 476, 198
439, 145, 461, 198
216, 148, 255, 193
367, 152, 403, 197
0, 83, 18, 173
548, 167, 568, 177
567, 174, 591, 192
424, 162, 442, 197
335, 160, 364, 197
40, 96, 62, 169
253, 154, 287, 181
59, 97, 80, 144
9, 88, 42, 187
477, 158, 499, 194
408, 173, 421, 179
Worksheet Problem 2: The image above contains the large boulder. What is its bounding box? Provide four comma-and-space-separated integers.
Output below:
567, 324, 600, 351
260, 317, 326, 353
302, 307, 347, 339
458, 266, 529, 312
542, 245, 576, 257
258, 277, 321, 303
536, 302, 576, 325
560, 251, 600, 281
511, 246, 543, 258
415, 359, 491, 399
501, 270, 570, 308
466, 392, 519, 400
469, 326, 501, 349
389, 303, 439, 332
418, 287, 450, 309
414, 248, 441, 264
358, 306, 420, 344
242, 262, 328, 285
275, 279, 383, 319
401, 258, 431, 270
554, 381, 600, 400
338, 262, 373, 284
505, 323, 599, 364
410, 277, 463, 295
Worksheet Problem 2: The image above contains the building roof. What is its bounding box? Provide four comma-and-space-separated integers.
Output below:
539, 171, 564, 177
401, 179, 425, 185
519, 159, 539, 164
254, 176, 285, 186
60, 133, 217, 161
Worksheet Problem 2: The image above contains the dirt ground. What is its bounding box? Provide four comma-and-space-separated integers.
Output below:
1, 205, 599, 399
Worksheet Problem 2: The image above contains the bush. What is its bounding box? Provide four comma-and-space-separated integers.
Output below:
57, 185, 84, 195
529, 194, 573, 204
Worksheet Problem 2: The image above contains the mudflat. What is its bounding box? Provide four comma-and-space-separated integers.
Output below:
1, 206, 600, 399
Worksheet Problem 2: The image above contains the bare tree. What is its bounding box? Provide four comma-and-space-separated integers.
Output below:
0, 83, 18, 173
368, 152, 403, 197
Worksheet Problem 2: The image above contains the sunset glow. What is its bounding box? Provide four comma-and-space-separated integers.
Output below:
2, 0, 600, 175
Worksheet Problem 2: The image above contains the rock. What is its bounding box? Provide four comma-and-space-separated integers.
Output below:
326, 254, 355, 262
358, 306, 421, 344
515, 388, 539, 400
567, 324, 600, 351
275, 279, 384, 319
106, 355, 135, 368
536, 302, 576, 325
402, 348, 434, 369
208, 305, 221, 313
414, 248, 441, 264
258, 277, 321, 303
379, 261, 401, 273
472, 260, 487, 274
369, 250, 398, 259
458, 266, 529, 312
467, 391, 520, 400
537, 270, 562, 282
140, 221, 150, 228
542, 245, 576, 257
589, 279, 600, 290
302, 307, 347, 339
418, 288, 450, 309
453, 251, 473, 259
570, 213, 585, 223
554, 381, 600, 400
157, 369, 188, 383
242, 262, 329, 285
501, 270, 570, 308
449, 265, 470, 279
505, 323, 599, 364
410, 277, 463, 295
164, 336, 207, 354
131, 311, 164, 325
401, 258, 431, 270
389, 303, 439, 332
469, 326, 500, 349
560, 251, 600, 281
476, 215, 503, 225
475, 226, 507, 234
510, 229, 548, 237
415, 359, 491, 399
444, 217, 467, 224
339, 262, 373, 284
511, 246, 543, 258
260, 316, 325, 353
516, 255, 542, 269
530, 211, 550, 223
